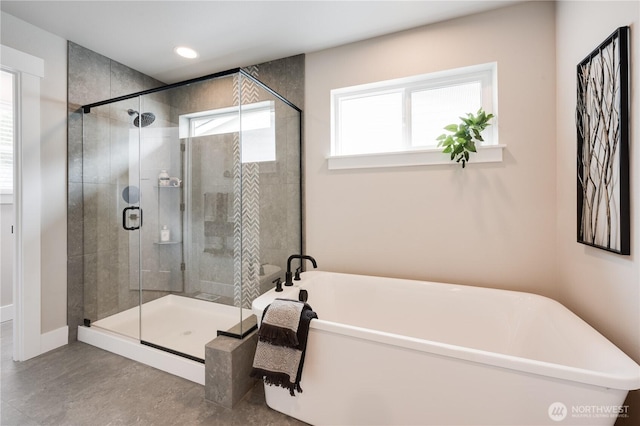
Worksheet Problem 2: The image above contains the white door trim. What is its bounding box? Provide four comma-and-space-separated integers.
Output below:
1, 44, 44, 361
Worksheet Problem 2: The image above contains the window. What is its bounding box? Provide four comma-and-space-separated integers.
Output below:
337, 90, 403, 155
1, 69, 15, 192
330, 63, 501, 169
189, 100, 275, 163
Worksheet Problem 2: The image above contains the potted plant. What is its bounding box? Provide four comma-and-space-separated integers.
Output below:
436, 108, 495, 168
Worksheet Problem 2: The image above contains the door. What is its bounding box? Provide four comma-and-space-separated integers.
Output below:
81, 97, 144, 341
136, 94, 186, 353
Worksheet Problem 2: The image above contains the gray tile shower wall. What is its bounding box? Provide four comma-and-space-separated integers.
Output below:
249, 55, 305, 260
67, 41, 304, 341
252, 55, 305, 111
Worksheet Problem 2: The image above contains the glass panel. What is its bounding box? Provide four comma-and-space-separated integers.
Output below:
138, 90, 182, 295
82, 97, 142, 341
337, 91, 403, 155
411, 82, 482, 148
236, 73, 301, 337
266, 92, 301, 280
183, 82, 237, 309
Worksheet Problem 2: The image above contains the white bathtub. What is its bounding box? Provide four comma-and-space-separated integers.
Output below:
252, 271, 640, 426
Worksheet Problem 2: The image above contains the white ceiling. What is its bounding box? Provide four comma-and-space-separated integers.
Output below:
1, 1, 522, 84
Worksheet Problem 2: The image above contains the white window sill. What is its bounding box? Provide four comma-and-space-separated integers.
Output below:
327, 145, 506, 170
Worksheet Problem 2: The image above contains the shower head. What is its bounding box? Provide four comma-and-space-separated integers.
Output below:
127, 109, 156, 128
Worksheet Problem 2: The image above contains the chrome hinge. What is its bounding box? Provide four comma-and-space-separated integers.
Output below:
181, 263, 186, 271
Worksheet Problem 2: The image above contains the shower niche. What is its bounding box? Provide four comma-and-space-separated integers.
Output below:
80, 68, 302, 362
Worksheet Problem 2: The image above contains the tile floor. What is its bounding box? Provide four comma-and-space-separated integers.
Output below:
0, 321, 306, 425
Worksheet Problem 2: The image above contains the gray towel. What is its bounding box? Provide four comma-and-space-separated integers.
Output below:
257, 299, 304, 347
250, 298, 317, 396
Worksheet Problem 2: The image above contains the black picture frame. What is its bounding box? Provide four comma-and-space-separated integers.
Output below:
576, 26, 630, 255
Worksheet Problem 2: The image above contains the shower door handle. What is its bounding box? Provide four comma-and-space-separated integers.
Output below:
123, 206, 143, 231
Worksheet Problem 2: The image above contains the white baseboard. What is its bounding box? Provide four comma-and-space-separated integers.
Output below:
40, 325, 68, 354
1, 304, 14, 322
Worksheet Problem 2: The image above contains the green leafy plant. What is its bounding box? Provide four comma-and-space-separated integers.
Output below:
436, 108, 495, 168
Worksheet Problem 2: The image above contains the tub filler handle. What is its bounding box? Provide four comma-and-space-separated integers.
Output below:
273, 277, 283, 292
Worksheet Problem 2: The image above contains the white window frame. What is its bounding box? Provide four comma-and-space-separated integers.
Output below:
329, 62, 504, 170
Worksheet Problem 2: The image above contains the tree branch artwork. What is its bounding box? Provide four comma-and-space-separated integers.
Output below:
576, 26, 630, 255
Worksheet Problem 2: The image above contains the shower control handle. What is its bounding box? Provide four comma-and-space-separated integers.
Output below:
123, 206, 143, 231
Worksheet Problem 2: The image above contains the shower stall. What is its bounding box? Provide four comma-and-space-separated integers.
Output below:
77, 69, 301, 368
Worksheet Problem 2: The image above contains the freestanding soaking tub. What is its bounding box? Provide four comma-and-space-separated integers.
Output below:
252, 271, 640, 426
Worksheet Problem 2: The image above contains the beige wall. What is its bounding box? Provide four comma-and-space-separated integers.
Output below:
305, 2, 558, 297
556, 1, 640, 420
0, 12, 68, 333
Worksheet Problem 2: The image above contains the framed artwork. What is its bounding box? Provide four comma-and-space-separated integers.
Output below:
576, 26, 630, 255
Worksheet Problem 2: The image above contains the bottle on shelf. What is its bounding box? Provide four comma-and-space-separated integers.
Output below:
160, 225, 170, 242
158, 169, 170, 187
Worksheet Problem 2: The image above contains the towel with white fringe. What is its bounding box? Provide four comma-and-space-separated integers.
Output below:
250, 298, 317, 396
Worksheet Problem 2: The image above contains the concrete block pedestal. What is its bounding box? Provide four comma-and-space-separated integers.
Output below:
204, 329, 259, 408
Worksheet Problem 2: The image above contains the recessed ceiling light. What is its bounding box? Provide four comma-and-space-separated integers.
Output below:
175, 46, 198, 59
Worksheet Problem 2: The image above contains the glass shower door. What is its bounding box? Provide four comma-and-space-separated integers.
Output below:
136, 92, 190, 356
82, 97, 143, 341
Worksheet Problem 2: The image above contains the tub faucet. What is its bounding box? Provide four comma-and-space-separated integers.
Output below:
285, 255, 317, 286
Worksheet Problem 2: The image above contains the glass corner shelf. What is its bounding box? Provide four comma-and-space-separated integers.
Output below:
154, 241, 182, 245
